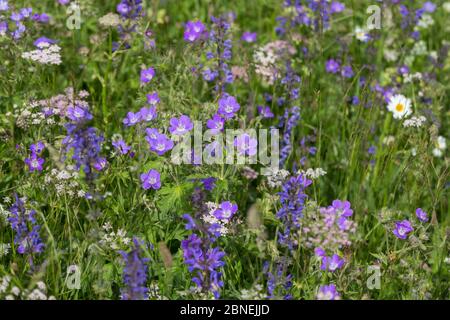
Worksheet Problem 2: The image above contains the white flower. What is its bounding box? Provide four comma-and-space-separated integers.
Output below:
387, 94, 412, 119
299, 168, 327, 179
432, 148, 442, 157
354, 26, 369, 42
437, 136, 446, 150
403, 116, 426, 128
444, 2, 450, 13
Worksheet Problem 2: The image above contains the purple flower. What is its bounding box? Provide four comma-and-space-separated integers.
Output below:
146, 92, 160, 105
139, 106, 157, 122
317, 284, 340, 300
33, 37, 56, 48
423, 1, 436, 13
341, 65, 354, 78
206, 114, 225, 133
234, 133, 258, 156
10, 12, 23, 22
30, 141, 45, 154
218, 95, 240, 119
184, 20, 207, 42
120, 238, 149, 300
0, 0, 9, 11
326, 59, 340, 74
148, 133, 174, 156
330, 2, 345, 13
67, 105, 93, 122
140, 67, 155, 84
169, 115, 193, 135
200, 177, 216, 191
93, 157, 107, 171
24, 153, 44, 172
393, 220, 413, 239
123, 111, 141, 126
145, 128, 160, 142
257, 106, 274, 119
20, 8, 32, 18
321, 254, 345, 272
58, 0, 71, 5
241, 31, 257, 43
140, 169, 161, 190
213, 201, 238, 221
415, 208, 428, 223
112, 139, 131, 155
8, 195, 45, 259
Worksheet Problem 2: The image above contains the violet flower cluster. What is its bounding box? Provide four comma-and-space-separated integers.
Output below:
114, 0, 143, 50
181, 188, 230, 299
119, 237, 149, 300
276, 173, 312, 251
62, 98, 106, 184
0, 1, 49, 40
279, 106, 301, 167
8, 195, 45, 263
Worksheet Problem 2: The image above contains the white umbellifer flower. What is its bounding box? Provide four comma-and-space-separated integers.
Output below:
0, 243, 11, 257
354, 26, 369, 42
403, 116, 426, 128
98, 13, 120, 28
22, 44, 62, 65
387, 94, 412, 119
299, 168, 327, 179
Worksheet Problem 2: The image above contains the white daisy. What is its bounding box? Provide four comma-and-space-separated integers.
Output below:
387, 94, 412, 119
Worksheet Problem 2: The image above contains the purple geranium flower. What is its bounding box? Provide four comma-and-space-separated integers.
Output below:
146, 92, 160, 105
330, 1, 345, 13
67, 106, 93, 122
30, 141, 45, 154
140, 67, 155, 84
341, 65, 354, 78
24, 153, 44, 172
393, 220, 413, 239
213, 201, 238, 221
33, 37, 56, 48
93, 157, 107, 171
235, 133, 258, 156
169, 115, 193, 135
317, 284, 340, 300
140, 169, 161, 190
112, 139, 131, 155
148, 133, 174, 156
218, 95, 240, 119
123, 111, 141, 126
415, 208, 428, 223
257, 106, 274, 118
423, 1, 436, 12
321, 254, 345, 272
241, 31, 257, 43
206, 114, 225, 133
326, 59, 340, 74
139, 106, 157, 122
184, 20, 206, 42
0, 0, 9, 11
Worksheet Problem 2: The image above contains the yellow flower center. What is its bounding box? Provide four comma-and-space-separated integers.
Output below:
395, 103, 404, 112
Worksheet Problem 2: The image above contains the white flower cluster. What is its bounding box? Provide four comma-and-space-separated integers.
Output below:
99, 222, 131, 250
253, 41, 296, 84
432, 136, 447, 158
0, 276, 55, 300
416, 14, 434, 29
201, 202, 231, 236
99, 13, 121, 28
44, 166, 86, 198
11, 102, 56, 129
0, 203, 9, 223
299, 167, 327, 180
266, 168, 290, 188
403, 116, 427, 128
22, 43, 62, 65
403, 72, 423, 83
239, 284, 266, 300
0, 243, 10, 258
